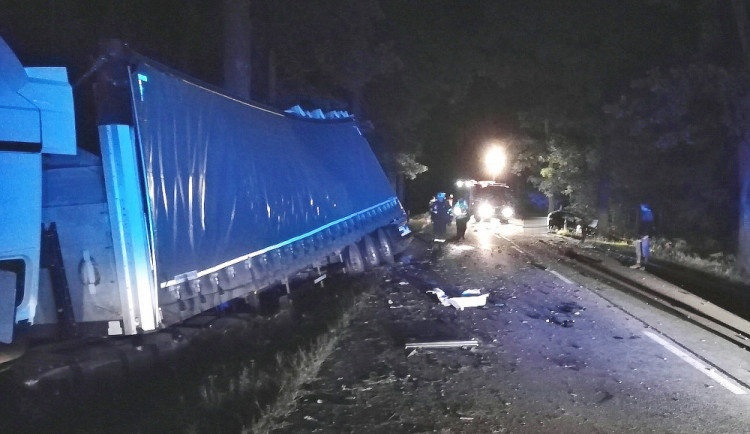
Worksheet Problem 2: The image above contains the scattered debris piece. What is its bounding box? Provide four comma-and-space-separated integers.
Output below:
404, 340, 479, 349
427, 288, 451, 306
399, 281, 409, 286
428, 288, 488, 310
407, 349, 418, 357
449, 294, 489, 310
460, 417, 475, 421
461, 289, 482, 296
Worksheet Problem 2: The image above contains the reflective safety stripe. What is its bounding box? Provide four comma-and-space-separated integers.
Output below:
160, 197, 399, 288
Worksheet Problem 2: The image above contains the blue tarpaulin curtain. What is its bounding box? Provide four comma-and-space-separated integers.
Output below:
129, 64, 397, 283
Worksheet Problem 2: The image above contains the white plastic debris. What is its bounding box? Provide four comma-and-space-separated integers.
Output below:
461, 289, 482, 296
448, 294, 489, 310
428, 288, 488, 310
427, 288, 451, 306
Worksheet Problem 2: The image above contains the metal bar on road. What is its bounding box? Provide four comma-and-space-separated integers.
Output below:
405, 340, 479, 349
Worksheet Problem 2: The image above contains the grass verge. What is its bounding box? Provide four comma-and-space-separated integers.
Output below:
175, 280, 366, 434
246, 303, 357, 433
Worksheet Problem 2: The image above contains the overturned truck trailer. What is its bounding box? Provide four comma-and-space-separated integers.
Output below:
0, 38, 409, 346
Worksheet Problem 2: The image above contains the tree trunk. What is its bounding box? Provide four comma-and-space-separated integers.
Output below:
547, 194, 556, 213
596, 157, 611, 235
732, 0, 750, 67
731, 0, 750, 275
222, 0, 252, 100
350, 85, 364, 120
740, 141, 750, 276
268, 48, 277, 106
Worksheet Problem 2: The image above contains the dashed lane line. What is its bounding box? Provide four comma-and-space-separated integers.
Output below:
495, 235, 569, 286
644, 330, 747, 395
548, 270, 574, 285
494, 233, 525, 253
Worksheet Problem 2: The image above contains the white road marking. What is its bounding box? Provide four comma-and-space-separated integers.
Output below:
644, 330, 747, 395
549, 270, 574, 285
495, 233, 525, 253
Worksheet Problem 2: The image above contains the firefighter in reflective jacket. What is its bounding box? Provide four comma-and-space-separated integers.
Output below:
453, 197, 469, 241
430, 192, 451, 241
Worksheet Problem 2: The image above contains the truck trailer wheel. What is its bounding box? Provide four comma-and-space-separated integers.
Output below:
376, 228, 395, 265
361, 234, 380, 269
344, 243, 365, 274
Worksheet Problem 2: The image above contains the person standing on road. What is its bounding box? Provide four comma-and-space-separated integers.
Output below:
430, 192, 451, 242
453, 197, 469, 241
631, 203, 654, 269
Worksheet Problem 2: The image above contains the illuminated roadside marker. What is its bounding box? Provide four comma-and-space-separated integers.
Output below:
549, 270, 574, 285
644, 330, 747, 395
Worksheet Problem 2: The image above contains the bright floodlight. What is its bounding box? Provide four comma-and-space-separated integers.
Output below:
456, 180, 464, 188
485, 146, 505, 181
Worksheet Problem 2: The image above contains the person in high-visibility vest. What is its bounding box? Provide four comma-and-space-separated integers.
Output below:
453, 198, 469, 241
430, 192, 451, 242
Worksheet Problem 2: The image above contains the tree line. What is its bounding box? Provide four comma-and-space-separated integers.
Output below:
2, 0, 748, 273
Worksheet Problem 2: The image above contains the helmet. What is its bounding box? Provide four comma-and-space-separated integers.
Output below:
437, 192, 446, 200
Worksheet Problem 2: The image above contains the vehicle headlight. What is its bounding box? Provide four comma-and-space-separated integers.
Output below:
477, 203, 494, 219
501, 206, 514, 219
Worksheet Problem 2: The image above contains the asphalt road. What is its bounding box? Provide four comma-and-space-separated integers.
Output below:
278, 219, 750, 433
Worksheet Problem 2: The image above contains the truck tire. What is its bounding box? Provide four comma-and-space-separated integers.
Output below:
344, 243, 365, 274
361, 234, 380, 269
376, 228, 395, 265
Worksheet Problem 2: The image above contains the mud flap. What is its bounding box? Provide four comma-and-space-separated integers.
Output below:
0, 270, 15, 344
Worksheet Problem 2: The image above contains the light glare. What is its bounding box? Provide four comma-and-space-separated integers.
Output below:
485, 146, 505, 180
478, 202, 494, 220
501, 206, 514, 219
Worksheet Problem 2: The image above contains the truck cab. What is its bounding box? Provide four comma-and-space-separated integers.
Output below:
0, 37, 78, 344
468, 181, 516, 223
